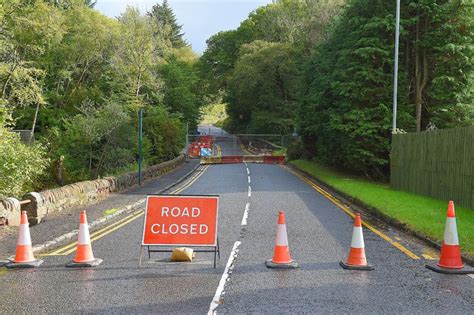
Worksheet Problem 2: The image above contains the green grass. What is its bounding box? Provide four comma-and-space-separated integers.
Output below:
290, 159, 474, 256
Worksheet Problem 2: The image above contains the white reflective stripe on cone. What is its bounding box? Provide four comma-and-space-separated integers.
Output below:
444, 217, 459, 246
275, 224, 289, 246
17, 224, 32, 245
350, 226, 365, 248
78, 224, 91, 245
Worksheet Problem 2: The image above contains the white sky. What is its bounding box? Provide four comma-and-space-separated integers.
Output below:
94, 0, 273, 54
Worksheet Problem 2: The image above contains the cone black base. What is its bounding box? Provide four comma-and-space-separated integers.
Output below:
339, 261, 374, 271
425, 263, 474, 274
66, 258, 103, 268
6, 259, 44, 269
265, 259, 299, 269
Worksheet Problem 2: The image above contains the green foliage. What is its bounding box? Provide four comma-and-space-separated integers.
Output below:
299, 0, 474, 178
226, 42, 302, 134
159, 53, 204, 130
200, 0, 344, 135
0, 126, 48, 198
201, 103, 227, 125
148, 0, 187, 49
0, 1, 203, 196
144, 106, 185, 164
58, 100, 135, 180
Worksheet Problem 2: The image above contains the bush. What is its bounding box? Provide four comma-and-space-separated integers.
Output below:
286, 140, 309, 161
0, 126, 49, 198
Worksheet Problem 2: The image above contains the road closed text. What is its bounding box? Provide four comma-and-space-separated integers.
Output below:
143, 196, 218, 246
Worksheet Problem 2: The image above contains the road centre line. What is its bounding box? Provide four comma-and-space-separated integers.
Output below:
208, 241, 241, 315
287, 167, 420, 260
241, 203, 250, 226
248, 176, 251, 184
246, 168, 249, 175
248, 186, 251, 197
42, 165, 209, 256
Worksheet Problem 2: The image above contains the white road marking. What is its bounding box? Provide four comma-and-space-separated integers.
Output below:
246, 168, 250, 175
468, 274, 474, 279
248, 176, 251, 184
248, 186, 251, 197
241, 203, 250, 226
208, 241, 242, 315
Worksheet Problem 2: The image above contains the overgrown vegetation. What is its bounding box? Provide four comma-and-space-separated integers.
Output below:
201, 103, 227, 126
200, 0, 474, 178
0, 0, 205, 197
290, 159, 474, 256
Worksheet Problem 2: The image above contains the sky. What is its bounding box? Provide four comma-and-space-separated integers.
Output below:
94, 0, 273, 54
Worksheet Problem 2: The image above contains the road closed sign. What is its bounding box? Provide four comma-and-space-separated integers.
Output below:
142, 195, 219, 246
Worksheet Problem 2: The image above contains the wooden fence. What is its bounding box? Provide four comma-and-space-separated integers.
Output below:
390, 126, 474, 209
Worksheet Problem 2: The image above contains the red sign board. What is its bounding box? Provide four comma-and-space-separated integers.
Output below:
142, 195, 219, 246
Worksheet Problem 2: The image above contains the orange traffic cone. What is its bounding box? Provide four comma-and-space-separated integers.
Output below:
6, 211, 43, 268
340, 213, 373, 270
66, 211, 102, 267
426, 201, 473, 274
265, 211, 298, 269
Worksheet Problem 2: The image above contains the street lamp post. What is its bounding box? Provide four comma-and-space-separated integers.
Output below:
392, 0, 401, 133
138, 108, 143, 185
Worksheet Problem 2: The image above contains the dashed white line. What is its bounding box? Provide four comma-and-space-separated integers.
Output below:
248, 186, 251, 197
241, 203, 250, 226
248, 176, 251, 184
208, 241, 242, 315
246, 168, 250, 175
468, 274, 474, 279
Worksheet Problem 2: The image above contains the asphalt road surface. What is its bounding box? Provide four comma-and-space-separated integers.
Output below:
1, 125, 473, 314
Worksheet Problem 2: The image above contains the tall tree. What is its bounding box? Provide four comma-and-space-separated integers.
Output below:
148, 0, 187, 49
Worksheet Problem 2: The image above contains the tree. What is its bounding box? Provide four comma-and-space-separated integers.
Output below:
403, 0, 474, 130
0, 125, 48, 198
227, 42, 302, 134
159, 52, 204, 130
115, 6, 163, 108
148, 0, 187, 49
0, 0, 65, 139
299, 0, 474, 178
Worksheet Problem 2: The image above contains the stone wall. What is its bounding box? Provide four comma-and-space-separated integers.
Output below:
0, 154, 185, 226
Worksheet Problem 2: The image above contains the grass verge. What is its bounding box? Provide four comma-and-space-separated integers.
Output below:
290, 159, 474, 257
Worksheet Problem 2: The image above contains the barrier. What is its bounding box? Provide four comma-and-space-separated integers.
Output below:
243, 155, 264, 164
201, 157, 222, 165
141, 194, 220, 268
221, 156, 244, 164
200, 155, 285, 165
263, 155, 286, 165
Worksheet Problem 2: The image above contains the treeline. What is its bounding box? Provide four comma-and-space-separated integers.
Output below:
200, 0, 474, 178
0, 0, 205, 197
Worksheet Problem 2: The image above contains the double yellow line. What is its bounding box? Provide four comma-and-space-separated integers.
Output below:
287, 167, 420, 260
42, 165, 209, 257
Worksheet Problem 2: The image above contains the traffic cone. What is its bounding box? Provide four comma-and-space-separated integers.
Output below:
340, 213, 373, 270
66, 211, 102, 267
265, 211, 299, 269
426, 201, 473, 274
6, 211, 43, 268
